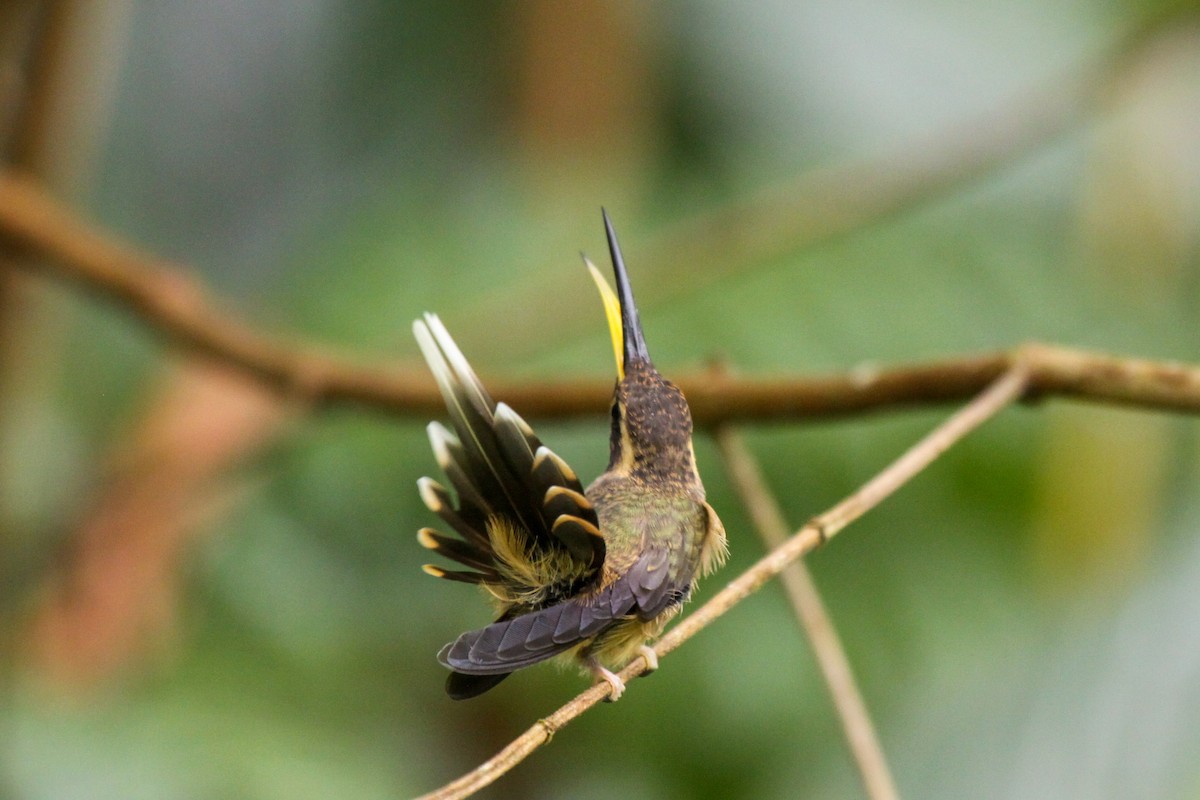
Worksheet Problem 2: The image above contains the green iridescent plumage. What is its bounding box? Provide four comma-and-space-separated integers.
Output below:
415, 210, 726, 700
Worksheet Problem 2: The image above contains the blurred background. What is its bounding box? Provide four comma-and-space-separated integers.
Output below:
1, 1, 1199, 798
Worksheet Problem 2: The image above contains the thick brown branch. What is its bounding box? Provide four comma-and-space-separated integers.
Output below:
0, 172, 447, 412
0, 12, 1192, 425
417, 368, 1029, 799
0, 182, 1196, 426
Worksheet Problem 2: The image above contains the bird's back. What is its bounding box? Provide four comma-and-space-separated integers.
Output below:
585, 472, 710, 598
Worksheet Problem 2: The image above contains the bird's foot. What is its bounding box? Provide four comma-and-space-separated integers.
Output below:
589, 661, 626, 702
637, 645, 659, 674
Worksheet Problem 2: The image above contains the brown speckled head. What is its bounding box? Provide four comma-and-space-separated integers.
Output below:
601, 211, 697, 482
609, 359, 694, 479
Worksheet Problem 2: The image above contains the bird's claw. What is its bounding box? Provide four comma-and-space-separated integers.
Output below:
591, 664, 626, 702
637, 645, 659, 674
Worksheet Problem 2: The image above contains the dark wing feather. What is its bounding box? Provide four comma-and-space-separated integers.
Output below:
438, 581, 635, 673
437, 549, 680, 675
625, 546, 681, 620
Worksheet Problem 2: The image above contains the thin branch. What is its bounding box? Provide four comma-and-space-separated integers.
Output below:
714, 427, 899, 800
0, 179, 1197, 424
417, 367, 1030, 800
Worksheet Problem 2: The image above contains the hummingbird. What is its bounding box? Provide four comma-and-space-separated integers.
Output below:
413, 210, 726, 700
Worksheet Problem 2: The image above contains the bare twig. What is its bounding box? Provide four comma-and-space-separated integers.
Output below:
714, 427, 900, 800
417, 367, 1029, 799
0, 179, 1197, 424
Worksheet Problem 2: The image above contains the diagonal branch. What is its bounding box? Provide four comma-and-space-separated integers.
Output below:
714, 427, 899, 800
0, 172, 445, 413
417, 366, 1030, 800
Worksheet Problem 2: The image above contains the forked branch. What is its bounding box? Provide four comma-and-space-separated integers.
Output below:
417, 367, 1030, 800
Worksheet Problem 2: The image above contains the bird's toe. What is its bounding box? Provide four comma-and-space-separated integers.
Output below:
590, 662, 626, 702
636, 645, 659, 674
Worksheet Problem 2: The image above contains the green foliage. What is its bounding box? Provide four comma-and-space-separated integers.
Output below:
4, 2, 1200, 799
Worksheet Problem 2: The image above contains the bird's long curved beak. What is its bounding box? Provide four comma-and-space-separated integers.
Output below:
586, 209, 651, 380
604, 209, 649, 370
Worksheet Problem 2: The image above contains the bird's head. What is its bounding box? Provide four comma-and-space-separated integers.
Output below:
587, 210, 696, 482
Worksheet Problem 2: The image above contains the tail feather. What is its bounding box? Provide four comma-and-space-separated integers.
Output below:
445, 671, 510, 700
414, 314, 620, 698
416, 528, 493, 571
413, 315, 605, 596
530, 447, 581, 501
549, 514, 605, 570
426, 422, 495, 520
491, 403, 537, 482
417, 315, 543, 538
421, 564, 495, 584
417, 477, 489, 549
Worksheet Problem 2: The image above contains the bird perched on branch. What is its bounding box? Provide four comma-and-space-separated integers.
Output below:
414, 210, 726, 700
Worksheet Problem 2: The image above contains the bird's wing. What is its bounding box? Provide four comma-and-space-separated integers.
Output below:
622, 544, 689, 621
437, 542, 692, 675
438, 572, 642, 674
413, 315, 606, 597
613, 499, 709, 621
